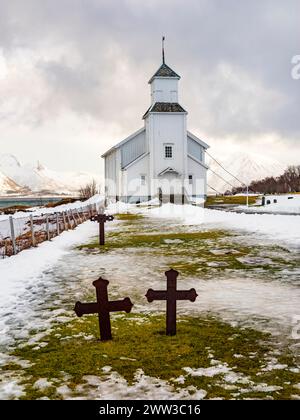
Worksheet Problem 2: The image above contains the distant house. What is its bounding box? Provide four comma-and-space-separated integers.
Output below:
102, 49, 209, 204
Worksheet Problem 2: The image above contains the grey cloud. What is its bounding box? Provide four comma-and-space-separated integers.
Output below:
0, 0, 299, 141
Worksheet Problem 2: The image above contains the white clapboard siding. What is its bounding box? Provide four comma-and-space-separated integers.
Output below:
188, 137, 204, 162
121, 130, 147, 169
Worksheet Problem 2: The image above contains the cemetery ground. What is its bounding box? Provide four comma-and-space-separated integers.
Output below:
0, 208, 300, 399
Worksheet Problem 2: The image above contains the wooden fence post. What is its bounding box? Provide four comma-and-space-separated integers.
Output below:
76, 210, 82, 224
67, 211, 72, 229
9, 216, 17, 255
56, 213, 60, 236
46, 215, 50, 241
71, 210, 77, 227
30, 214, 36, 247
63, 212, 68, 230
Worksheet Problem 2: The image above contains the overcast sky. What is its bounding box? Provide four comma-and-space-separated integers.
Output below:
0, 0, 299, 175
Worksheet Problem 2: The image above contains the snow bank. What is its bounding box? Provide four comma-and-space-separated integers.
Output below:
0, 194, 104, 222
0, 221, 97, 345
241, 194, 300, 214
146, 203, 300, 248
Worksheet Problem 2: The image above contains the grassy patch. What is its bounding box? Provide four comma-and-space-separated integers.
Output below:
79, 229, 232, 251
6, 314, 299, 400
114, 213, 144, 221
205, 195, 258, 207
78, 224, 297, 278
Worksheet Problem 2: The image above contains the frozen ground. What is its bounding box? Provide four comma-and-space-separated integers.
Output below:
0, 203, 299, 399
146, 203, 300, 249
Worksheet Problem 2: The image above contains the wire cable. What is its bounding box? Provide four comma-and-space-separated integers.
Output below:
206, 151, 247, 187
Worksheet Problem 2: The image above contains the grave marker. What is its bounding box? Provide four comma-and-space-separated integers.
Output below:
74, 277, 133, 341
146, 269, 198, 336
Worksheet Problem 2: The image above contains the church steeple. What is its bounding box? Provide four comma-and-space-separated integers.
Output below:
162, 36, 165, 64
148, 37, 180, 84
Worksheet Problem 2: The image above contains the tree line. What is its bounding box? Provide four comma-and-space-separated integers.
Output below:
229, 166, 300, 195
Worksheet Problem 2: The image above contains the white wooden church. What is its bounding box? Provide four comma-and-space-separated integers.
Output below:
102, 46, 209, 205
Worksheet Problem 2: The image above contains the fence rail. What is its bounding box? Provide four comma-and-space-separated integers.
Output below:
0, 203, 101, 258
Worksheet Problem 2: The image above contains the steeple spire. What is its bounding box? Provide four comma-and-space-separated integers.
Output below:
162, 36, 165, 64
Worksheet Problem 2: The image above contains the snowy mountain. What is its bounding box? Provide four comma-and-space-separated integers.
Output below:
0, 154, 101, 196
207, 152, 286, 194
0, 170, 25, 194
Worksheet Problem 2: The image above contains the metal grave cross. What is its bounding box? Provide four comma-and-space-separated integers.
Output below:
74, 277, 133, 341
146, 269, 198, 336
90, 213, 114, 245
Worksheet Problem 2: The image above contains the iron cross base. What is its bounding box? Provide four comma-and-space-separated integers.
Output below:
90, 214, 114, 245
74, 278, 133, 341
146, 269, 198, 336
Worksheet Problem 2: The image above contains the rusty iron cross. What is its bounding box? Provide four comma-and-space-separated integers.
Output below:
90, 214, 114, 245
74, 278, 133, 341
146, 269, 198, 336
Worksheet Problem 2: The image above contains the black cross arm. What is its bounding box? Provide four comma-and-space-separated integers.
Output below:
74, 301, 99, 317
107, 298, 133, 313
90, 214, 114, 223
145, 289, 168, 303
175, 289, 198, 302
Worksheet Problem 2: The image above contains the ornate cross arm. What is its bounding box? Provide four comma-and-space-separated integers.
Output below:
175, 289, 198, 302
74, 302, 99, 317
108, 298, 133, 313
145, 289, 167, 302
90, 214, 114, 223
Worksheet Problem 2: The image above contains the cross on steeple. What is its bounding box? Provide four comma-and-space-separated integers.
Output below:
162, 36, 165, 64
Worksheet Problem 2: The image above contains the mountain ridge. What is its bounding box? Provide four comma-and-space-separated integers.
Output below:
0, 154, 100, 196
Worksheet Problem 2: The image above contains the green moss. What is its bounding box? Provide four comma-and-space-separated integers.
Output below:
5, 314, 299, 400
114, 213, 144, 221
205, 195, 258, 207
79, 229, 232, 251
78, 224, 298, 278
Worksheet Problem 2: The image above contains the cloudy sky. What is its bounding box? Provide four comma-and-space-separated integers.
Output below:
0, 0, 299, 175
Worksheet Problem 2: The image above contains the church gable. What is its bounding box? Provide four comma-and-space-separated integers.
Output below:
120, 129, 147, 169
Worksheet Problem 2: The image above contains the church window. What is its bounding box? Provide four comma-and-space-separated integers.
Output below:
141, 175, 146, 186
189, 175, 193, 185
165, 145, 173, 159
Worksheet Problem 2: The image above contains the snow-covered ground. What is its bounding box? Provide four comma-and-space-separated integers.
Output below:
0, 202, 299, 399
144, 203, 300, 249
240, 194, 300, 215
0, 194, 104, 222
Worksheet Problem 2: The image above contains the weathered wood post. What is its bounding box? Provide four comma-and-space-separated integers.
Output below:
56, 213, 60, 236
63, 212, 68, 231
76, 210, 82, 224
30, 214, 36, 247
46, 215, 50, 241
9, 216, 17, 255
71, 210, 77, 227
66, 211, 72, 229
